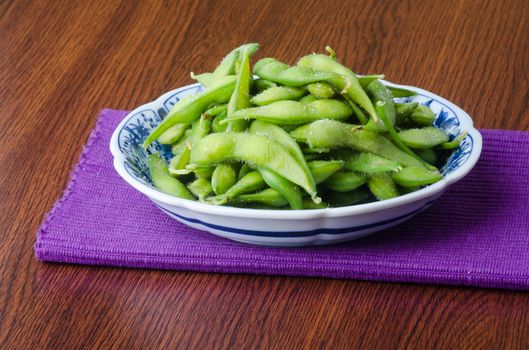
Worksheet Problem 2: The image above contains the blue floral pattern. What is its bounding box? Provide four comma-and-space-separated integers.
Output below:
117, 85, 203, 186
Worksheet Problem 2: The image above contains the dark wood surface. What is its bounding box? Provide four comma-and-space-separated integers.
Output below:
1, 0, 529, 348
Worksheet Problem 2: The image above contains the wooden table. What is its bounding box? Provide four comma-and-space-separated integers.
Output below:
2, 0, 528, 348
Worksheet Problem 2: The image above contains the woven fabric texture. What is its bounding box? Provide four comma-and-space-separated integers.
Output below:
35, 109, 529, 290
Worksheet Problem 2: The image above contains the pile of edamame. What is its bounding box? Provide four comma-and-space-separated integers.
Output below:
144, 44, 464, 210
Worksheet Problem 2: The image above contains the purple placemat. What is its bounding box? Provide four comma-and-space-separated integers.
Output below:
35, 109, 529, 290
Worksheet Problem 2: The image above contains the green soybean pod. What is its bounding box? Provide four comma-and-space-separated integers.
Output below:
212, 110, 228, 133
191, 114, 213, 145
148, 153, 194, 199
289, 123, 311, 143
226, 48, 252, 132
323, 170, 366, 192
144, 75, 237, 147
298, 94, 319, 103
249, 120, 316, 192
209, 171, 266, 205
358, 74, 385, 89
254, 78, 277, 92
308, 160, 345, 184
204, 104, 228, 118
438, 131, 468, 150
231, 188, 289, 208
386, 86, 418, 98
364, 79, 396, 132
344, 153, 402, 174
253, 57, 340, 87
392, 167, 443, 187
171, 129, 192, 155
305, 120, 425, 168
251, 86, 307, 106
194, 166, 214, 179
297, 53, 378, 123
211, 164, 238, 195
157, 123, 188, 145
189, 132, 318, 200
306, 82, 335, 98
367, 173, 399, 200
238, 163, 252, 180
224, 99, 352, 125
395, 102, 419, 127
192, 43, 260, 88
169, 116, 212, 175
187, 177, 213, 201
168, 143, 191, 174
415, 148, 438, 165
398, 127, 450, 149
410, 104, 436, 126
258, 168, 302, 210
376, 101, 434, 169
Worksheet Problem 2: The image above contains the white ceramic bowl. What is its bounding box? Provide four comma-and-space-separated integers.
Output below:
110, 81, 482, 246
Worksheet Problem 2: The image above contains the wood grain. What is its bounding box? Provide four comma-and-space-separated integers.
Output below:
1, 0, 529, 349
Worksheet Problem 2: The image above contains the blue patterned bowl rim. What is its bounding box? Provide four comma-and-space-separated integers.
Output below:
110, 80, 482, 219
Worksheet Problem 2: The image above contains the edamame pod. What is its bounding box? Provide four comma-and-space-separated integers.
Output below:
209, 171, 266, 205
158, 123, 188, 144
251, 86, 306, 106
226, 48, 252, 132
192, 43, 260, 88
386, 86, 417, 98
323, 170, 366, 192
410, 104, 436, 126
289, 123, 311, 143
223, 99, 352, 125
376, 101, 431, 168
392, 167, 443, 187
168, 144, 191, 174
144, 75, 237, 147
148, 153, 194, 199
297, 54, 378, 123
305, 120, 426, 168
344, 153, 402, 174
172, 129, 192, 155
308, 160, 345, 184
212, 110, 228, 133
187, 177, 213, 201
249, 120, 316, 192
170, 116, 212, 175
364, 80, 396, 132
395, 102, 419, 126
398, 127, 449, 149
238, 163, 252, 180
211, 164, 238, 195
254, 78, 277, 92
258, 168, 303, 210
298, 94, 319, 103
253, 57, 340, 86
204, 104, 228, 117
367, 173, 399, 200
189, 132, 318, 200
438, 131, 468, 150
358, 74, 385, 89
415, 148, 438, 165
306, 82, 335, 98
231, 188, 289, 207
